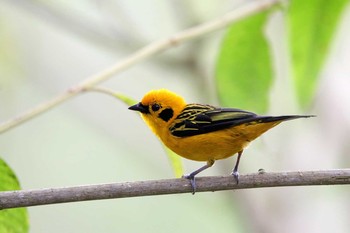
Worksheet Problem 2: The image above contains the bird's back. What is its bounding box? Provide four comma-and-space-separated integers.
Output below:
163, 104, 313, 161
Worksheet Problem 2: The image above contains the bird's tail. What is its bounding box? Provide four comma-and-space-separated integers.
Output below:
257, 115, 316, 123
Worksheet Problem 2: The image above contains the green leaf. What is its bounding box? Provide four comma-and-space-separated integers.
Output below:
0, 158, 29, 233
288, 0, 348, 108
102, 89, 184, 177
216, 11, 273, 113
112, 92, 137, 106
89, 87, 138, 105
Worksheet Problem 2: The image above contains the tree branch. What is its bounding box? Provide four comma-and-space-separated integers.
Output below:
0, 0, 279, 134
5, 0, 185, 66
1, 169, 349, 210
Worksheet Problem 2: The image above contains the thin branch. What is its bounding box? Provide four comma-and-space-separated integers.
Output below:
5, 0, 196, 67
0, 0, 279, 134
0, 169, 349, 210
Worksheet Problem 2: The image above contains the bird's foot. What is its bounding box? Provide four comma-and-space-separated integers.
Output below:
182, 174, 197, 194
231, 170, 240, 184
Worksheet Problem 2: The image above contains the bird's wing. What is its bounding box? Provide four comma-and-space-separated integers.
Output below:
169, 104, 259, 137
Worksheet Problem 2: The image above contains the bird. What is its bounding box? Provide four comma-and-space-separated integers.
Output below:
129, 89, 314, 193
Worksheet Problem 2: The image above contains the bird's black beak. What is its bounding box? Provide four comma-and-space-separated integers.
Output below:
128, 102, 149, 114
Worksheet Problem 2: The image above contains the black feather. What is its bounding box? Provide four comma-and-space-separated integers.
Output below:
159, 108, 174, 122
169, 104, 314, 137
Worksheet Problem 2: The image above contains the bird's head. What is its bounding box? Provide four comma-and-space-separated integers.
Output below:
129, 89, 187, 135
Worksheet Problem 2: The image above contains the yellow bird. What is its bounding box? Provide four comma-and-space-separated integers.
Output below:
129, 89, 314, 192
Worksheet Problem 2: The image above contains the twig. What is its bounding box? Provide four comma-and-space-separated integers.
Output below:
0, 169, 349, 210
0, 0, 279, 134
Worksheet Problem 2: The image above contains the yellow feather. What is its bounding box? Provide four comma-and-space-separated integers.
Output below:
129, 89, 314, 191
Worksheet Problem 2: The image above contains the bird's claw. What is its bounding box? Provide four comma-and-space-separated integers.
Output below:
231, 170, 240, 184
183, 174, 197, 194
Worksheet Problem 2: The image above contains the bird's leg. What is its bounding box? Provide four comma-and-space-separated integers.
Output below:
231, 150, 243, 184
183, 160, 215, 194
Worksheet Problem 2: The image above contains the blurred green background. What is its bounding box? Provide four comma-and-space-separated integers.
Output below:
1, 0, 350, 232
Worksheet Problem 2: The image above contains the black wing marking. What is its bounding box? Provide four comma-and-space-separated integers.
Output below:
169, 104, 313, 137
169, 104, 259, 137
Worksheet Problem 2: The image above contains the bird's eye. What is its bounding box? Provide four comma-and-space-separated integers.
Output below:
151, 103, 161, 112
